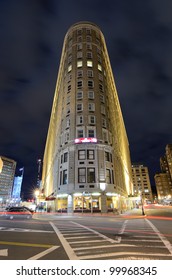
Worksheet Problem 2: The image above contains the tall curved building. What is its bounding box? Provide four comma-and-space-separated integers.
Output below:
42, 22, 133, 213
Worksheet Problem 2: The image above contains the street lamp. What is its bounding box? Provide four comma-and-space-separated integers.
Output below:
141, 192, 145, 216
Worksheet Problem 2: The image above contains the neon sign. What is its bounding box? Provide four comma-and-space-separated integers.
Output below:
75, 138, 97, 144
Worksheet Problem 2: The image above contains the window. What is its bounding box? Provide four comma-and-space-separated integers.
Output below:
77, 36, 82, 42
102, 118, 106, 128
99, 83, 104, 92
77, 51, 82, 59
106, 169, 111, 184
77, 91, 83, 99
77, 70, 83, 78
99, 73, 103, 81
77, 80, 83, 88
100, 94, 105, 103
66, 107, 70, 115
78, 150, 86, 160
64, 152, 68, 162
68, 64, 72, 72
66, 118, 70, 128
77, 129, 84, 138
68, 55, 72, 64
87, 52, 92, 59
88, 80, 94, 88
97, 47, 101, 55
77, 29, 82, 35
98, 64, 102, 71
77, 43, 82, 50
63, 170, 68, 184
64, 131, 70, 143
102, 129, 108, 142
87, 150, 94, 160
60, 154, 63, 164
87, 60, 93, 67
67, 84, 71, 92
105, 151, 111, 162
101, 105, 105, 115
88, 103, 95, 111
88, 91, 94, 99
77, 103, 83, 112
88, 129, 95, 137
97, 56, 102, 63
78, 168, 86, 183
87, 70, 93, 77
77, 115, 83, 125
86, 36, 91, 42
67, 74, 72, 82
86, 29, 91, 35
60, 171, 62, 185
89, 115, 96, 124
87, 43, 92, 50
66, 96, 70, 104
87, 168, 95, 183
77, 61, 83, 68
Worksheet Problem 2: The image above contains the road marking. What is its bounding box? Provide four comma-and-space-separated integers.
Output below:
0, 241, 53, 248
65, 235, 98, 239
50, 222, 79, 260
27, 246, 59, 260
63, 232, 94, 236
146, 218, 172, 254
0, 249, 8, 257
73, 244, 136, 250
71, 221, 119, 243
79, 251, 172, 260
0, 227, 53, 233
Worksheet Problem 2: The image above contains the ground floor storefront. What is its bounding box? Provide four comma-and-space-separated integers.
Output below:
45, 192, 136, 214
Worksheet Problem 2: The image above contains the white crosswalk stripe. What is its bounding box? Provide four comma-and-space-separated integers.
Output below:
50, 219, 172, 260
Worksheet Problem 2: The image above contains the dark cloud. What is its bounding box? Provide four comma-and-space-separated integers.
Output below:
0, 0, 172, 197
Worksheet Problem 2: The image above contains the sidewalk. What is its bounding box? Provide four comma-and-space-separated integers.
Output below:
33, 208, 144, 219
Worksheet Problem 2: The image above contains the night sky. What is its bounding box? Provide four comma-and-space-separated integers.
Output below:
0, 0, 172, 198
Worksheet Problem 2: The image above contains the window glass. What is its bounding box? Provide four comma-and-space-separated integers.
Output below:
63, 170, 67, 184
78, 150, 86, 160
77, 61, 83, 68
87, 168, 95, 183
87, 150, 94, 160
78, 168, 86, 183
87, 60, 93, 67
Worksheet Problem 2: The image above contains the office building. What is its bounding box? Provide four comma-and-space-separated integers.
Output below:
155, 144, 172, 203
0, 156, 16, 205
42, 22, 133, 213
132, 164, 153, 203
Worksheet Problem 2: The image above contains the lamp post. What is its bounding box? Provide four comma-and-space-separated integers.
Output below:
141, 192, 145, 216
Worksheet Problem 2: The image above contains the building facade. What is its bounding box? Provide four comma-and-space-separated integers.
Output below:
132, 164, 153, 203
154, 144, 172, 203
154, 173, 172, 203
42, 22, 133, 213
0, 156, 16, 205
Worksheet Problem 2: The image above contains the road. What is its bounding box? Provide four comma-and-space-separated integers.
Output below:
0, 205, 172, 260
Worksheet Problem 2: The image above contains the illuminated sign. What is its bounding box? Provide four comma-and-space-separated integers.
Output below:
75, 138, 97, 144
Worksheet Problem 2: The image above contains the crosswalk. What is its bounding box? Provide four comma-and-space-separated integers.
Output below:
50, 219, 172, 260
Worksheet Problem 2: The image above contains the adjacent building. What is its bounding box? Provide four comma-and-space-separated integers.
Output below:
42, 22, 133, 213
0, 156, 16, 205
132, 164, 153, 203
155, 144, 172, 203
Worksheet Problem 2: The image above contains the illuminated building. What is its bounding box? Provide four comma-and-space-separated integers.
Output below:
0, 156, 16, 205
132, 164, 153, 203
155, 144, 172, 203
42, 22, 133, 213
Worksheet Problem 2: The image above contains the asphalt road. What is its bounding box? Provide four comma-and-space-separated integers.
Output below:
0, 205, 172, 260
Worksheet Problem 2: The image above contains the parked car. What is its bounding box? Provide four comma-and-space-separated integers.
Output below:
5, 206, 33, 220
